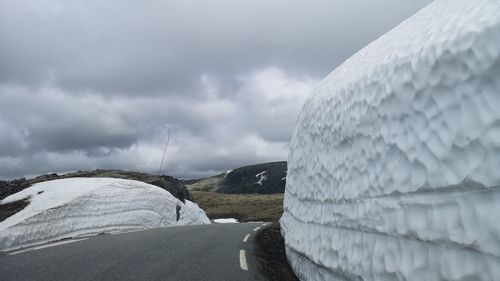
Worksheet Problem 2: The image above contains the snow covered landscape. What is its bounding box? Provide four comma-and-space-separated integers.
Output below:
282, 0, 500, 280
0, 178, 210, 252
5, 0, 500, 280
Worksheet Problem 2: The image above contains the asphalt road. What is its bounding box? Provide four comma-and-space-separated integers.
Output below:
0, 222, 268, 281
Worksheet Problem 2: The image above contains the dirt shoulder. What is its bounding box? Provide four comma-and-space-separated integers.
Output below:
254, 223, 299, 281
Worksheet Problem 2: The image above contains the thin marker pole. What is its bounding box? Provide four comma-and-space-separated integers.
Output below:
159, 126, 171, 175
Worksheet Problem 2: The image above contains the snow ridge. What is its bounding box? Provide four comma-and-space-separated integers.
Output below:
282, 0, 500, 280
0, 178, 210, 252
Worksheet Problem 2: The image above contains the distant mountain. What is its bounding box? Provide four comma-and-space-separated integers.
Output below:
184, 161, 287, 194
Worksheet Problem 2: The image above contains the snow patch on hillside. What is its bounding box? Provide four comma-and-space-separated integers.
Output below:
0, 178, 210, 252
282, 0, 500, 280
255, 171, 267, 185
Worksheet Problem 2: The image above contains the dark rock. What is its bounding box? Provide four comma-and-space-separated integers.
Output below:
30, 173, 59, 184
0, 198, 30, 222
0, 178, 30, 201
149, 175, 192, 202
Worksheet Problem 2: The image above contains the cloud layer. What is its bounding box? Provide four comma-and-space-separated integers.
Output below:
0, 0, 431, 179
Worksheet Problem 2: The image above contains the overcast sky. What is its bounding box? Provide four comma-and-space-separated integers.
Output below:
0, 0, 432, 180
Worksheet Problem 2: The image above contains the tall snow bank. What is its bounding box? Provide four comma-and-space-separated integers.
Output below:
0, 178, 210, 252
281, 0, 500, 280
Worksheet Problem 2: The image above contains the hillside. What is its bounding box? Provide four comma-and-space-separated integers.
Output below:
184, 161, 287, 194
0, 169, 192, 202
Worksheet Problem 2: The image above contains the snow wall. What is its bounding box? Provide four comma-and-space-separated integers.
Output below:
281, 0, 500, 280
0, 178, 210, 252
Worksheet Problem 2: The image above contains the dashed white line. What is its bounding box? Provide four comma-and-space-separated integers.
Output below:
262, 223, 268, 226
9, 238, 88, 255
253, 226, 261, 232
243, 234, 250, 242
239, 249, 248, 271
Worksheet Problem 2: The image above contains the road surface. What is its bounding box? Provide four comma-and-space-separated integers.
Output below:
0, 222, 268, 281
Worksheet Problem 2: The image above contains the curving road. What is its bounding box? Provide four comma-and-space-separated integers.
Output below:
0, 222, 268, 281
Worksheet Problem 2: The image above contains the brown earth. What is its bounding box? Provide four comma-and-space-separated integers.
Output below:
190, 191, 284, 222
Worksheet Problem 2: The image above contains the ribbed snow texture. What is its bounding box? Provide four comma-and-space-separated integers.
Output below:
281, 0, 500, 280
0, 178, 210, 252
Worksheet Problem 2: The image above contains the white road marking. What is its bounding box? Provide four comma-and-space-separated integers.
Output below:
9, 238, 88, 255
253, 226, 261, 232
262, 223, 268, 226
239, 249, 249, 271
243, 234, 250, 242
110, 229, 143, 235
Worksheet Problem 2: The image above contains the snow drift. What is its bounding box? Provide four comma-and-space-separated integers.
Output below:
0, 178, 210, 252
281, 0, 500, 280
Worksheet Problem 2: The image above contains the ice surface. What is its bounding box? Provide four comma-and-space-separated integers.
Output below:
0, 178, 210, 251
213, 218, 239, 223
281, 0, 500, 280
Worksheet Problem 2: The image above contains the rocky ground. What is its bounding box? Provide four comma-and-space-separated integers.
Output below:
0, 198, 29, 223
0, 170, 193, 223
0, 169, 191, 202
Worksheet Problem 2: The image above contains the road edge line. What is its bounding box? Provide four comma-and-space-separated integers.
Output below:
239, 249, 249, 271
8, 238, 88, 255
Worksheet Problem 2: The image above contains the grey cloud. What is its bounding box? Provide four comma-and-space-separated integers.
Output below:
27, 127, 136, 153
0, 86, 137, 157
0, 0, 432, 179
0, 0, 431, 95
